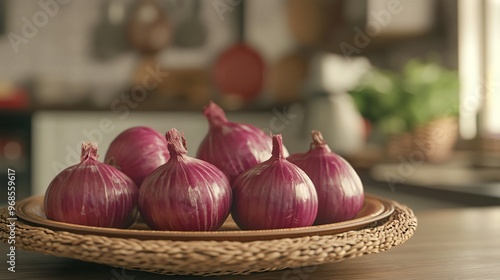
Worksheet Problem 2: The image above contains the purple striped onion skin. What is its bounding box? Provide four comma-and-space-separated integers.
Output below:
105, 126, 169, 187
197, 102, 289, 185
139, 128, 232, 231
44, 142, 139, 228
288, 131, 364, 224
231, 134, 318, 230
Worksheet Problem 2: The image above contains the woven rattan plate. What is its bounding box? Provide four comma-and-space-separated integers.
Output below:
0, 194, 417, 276
14, 194, 392, 242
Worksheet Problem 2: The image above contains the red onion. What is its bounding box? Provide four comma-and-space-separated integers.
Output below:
288, 131, 364, 224
197, 101, 288, 185
105, 126, 169, 186
139, 128, 232, 231
44, 142, 138, 228
231, 134, 318, 230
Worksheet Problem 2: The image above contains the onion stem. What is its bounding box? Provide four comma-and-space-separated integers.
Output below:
310, 131, 331, 153
271, 134, 285, 159
311, 130, 326, 145
81, 142, 98, 161
203, 101, 228, 128
166, 129, 188, 159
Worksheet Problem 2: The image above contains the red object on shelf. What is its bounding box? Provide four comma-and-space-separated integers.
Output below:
212, 43, 265, 102
0, 87, 29, 109
0, 137, 26, 162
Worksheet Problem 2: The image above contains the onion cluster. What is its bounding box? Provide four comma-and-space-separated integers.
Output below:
44, 102, 364, 231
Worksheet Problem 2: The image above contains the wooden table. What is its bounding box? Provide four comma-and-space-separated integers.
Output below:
1, 206, 499, 280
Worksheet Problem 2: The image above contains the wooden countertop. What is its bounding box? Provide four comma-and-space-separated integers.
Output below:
2, 206, 500, 280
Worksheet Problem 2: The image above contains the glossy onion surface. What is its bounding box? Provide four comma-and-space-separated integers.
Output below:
105, 126, 169, 186
139, 128, 232, 231
197, 102, 289, 185
231, 134, 318, 230
289, 131, 364, 224
44, 142, 138, 228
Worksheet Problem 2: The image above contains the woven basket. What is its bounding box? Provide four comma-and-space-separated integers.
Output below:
0, 201, 416, 276
387, 117, 458, 162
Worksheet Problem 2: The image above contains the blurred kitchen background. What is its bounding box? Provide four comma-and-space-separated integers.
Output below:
1, 0, 499, 209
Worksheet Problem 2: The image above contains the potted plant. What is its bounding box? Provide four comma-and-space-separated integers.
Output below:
350, 59, 459, 162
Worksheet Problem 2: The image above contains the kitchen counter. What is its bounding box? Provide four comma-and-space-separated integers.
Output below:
1, 206, 499, 280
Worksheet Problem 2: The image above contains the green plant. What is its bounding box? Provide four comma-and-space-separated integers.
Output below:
350, 59, 459, 135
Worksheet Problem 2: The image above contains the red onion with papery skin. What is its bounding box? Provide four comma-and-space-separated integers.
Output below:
286, 152, 305, 163
197, 101, 289, 185
288, 131, 364, 224
139, 128, 232, 231
231, 134, 318, 230
44, 142, 138, 228
105, 126, 169, 186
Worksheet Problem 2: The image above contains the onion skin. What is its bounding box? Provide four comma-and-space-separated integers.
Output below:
44, 142, 139, 228
286, 152, 305, 163
105, 126, 169, 187
288, 131, 364, 224
139, 128, 232, 231
231, 134, 318, 230
197, 101, 289, 185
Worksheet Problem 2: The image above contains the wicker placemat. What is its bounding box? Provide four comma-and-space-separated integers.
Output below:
0, 201, 417, 276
